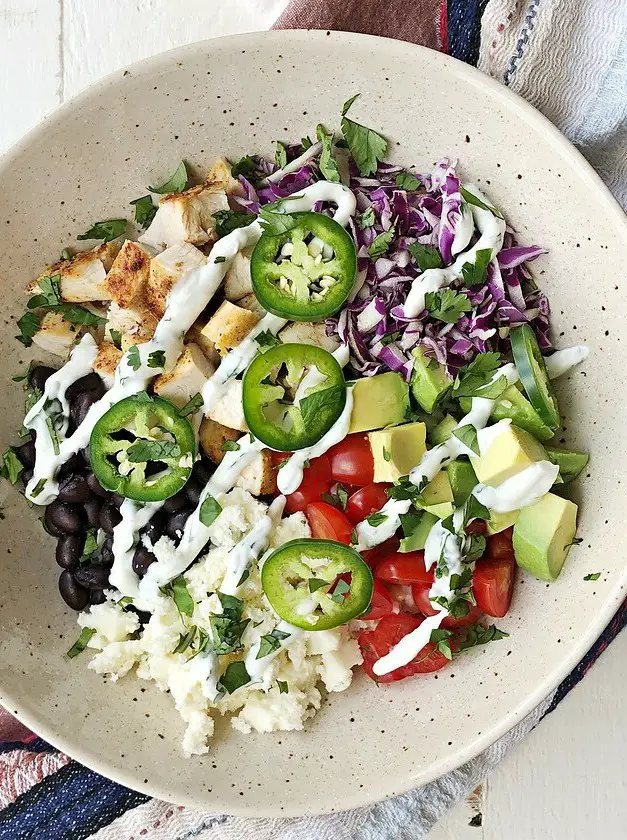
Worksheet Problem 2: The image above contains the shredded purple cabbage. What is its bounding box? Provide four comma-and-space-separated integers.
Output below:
233, 150, 551, 380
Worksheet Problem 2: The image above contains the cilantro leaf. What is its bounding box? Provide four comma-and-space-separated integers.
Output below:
147, 350, 166, 369
212, 209, 256, 238
230, 156, 258, 180
430, 628, 454, 660
299, 385, 345, 426
54, 305, 106, 327
301, 136, 313, 150
257, 627, 291, 659
199, 494, 222, 527
80, 530, 99, 564
46, 415, 60, 455
149, 161, 188, 194
160, 574, 194, 617
66, 627, 96, 658
368, 227, 395, 258
77, 219, 127, 242
254, 330, 280, 350
221, 440, 241, 452
30, 478, 47, 498
457, 623, 509, 652
408, 242, 443, 271
275, 140, 288, 169
126, 440, 181, 462
395, 171, 420, 191
130, 195, 156, 229
277, 680, 289, 694
460, 186, 503, 219
126, 345, 141, 372
366, 511, 387, 527
179, 392, 203, 417
109, 329, 122, 349
452, 352, 504, 399
584, 572, 601, 581
218, 593, 244, 620
217, 661, 250, 694
316, 124, 340, 183
452, 425, 479, 455
330, 577, 351, 604
172, 626, 197, 654
340, 95, 388, 177
461, 248, 493, 288
308, 578, 328, 593
1, 448, 23, 484
257, 205, 299, 236
209, 616, 250, 656
357, 206, 375, 229
15, 312, 40, 347
425, 289, 472, 324
27, 274, 62, 309
60, 248, 72, 260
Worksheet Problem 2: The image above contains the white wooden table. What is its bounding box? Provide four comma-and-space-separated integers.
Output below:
2, 3, 625, 837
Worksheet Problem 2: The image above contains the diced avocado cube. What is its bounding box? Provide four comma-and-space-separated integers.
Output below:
545, 446, 589, 484
460, 384, 554, 442
512, 492, 578, 581
411, 346, 452, 413
424, 501, 455, 519
419, 470, 454, 506
348, 372, 410, 433
446, 460, 478, 507
399, 511, 438, 552
487, 509, 519, 535
471, 424, 548, 487
369, 422, 427, 483
431, 414, 458, 445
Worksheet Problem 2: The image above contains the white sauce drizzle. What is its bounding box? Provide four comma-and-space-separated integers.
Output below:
110, 500, 164, 597
356, 498, 412, 550
243, 620, 302, 686
258, 141, 324, 186
404, 184, 506, 318
544, 345, 590, 379
220, 495, 286, 596
473, 460, 559, 513
451, 203, 474, 256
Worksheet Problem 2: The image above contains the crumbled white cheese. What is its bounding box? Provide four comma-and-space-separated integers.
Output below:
77, 601, 139, 648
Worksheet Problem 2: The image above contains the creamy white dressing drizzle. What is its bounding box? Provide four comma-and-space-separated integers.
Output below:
24, 334, 99, 503
220, 495, 286, 596
545, 345, 590, 379
473, 460, 559, 513
110, 500, 164, 598
243, 619, 302, 686
258, 141, 324, 186
451, 203, 474, 256
355, 498, 412, 550
404, 184, 506, 318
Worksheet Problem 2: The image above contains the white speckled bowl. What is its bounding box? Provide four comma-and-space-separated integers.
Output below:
0, 31, 625, 818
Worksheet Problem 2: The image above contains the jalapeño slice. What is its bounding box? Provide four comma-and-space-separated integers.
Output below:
261, 539, 373, 630
250, 211, 357, 321
242, 343, 346, 451
510, 325, 561, 429
89, 393, 196, 502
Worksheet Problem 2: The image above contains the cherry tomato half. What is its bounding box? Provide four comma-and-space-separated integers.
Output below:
345, 483, 391, 525
305, 501, 353, 545
359, 613, 450, 683
360, 579, 395, 621
375, 550, 433, 586
275, 454, 333, 514
486, 527, 515, 561
360, 537, 400, 569
472, 555, 516, 618
327, 434, 374, 486
410, 582, 483, 628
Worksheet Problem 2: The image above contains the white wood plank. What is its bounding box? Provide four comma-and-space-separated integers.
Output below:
484, 631, 627, 839
0, 0, 60, 151
63, 0, 290, 98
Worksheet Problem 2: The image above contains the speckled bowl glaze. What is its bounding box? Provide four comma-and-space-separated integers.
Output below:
0, 30, 625, 818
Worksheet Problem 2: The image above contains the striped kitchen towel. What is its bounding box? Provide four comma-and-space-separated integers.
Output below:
1, 1, 625, 838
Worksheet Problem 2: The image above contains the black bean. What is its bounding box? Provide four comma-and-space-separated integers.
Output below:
193, 458, 214, 485
71, 391, 100, 426
65, 373, 105, 403
99, 503, 122, 534
74, 564, 111, 590
90, 589, 107, 605
83, 498, 102, 529
15, 440, 35, 468
29, 365, 56, 394
86, 472, 110, 499
132, 547, 156, 576
101, 537, 114, 566
21, 468, 33, 487
43, 511, 64, 538
166, 509, 192, 541
58, 474, 92, 503
141, 512, 166, 545
58, 453, 85, 480
45, 500, 82, 534
59, 570, 89, 610
56, 534, 84, 569
185, 477, 203, 507
111, 493, 125, 509
163, 491, 187, 514
81, 446, 91, 464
